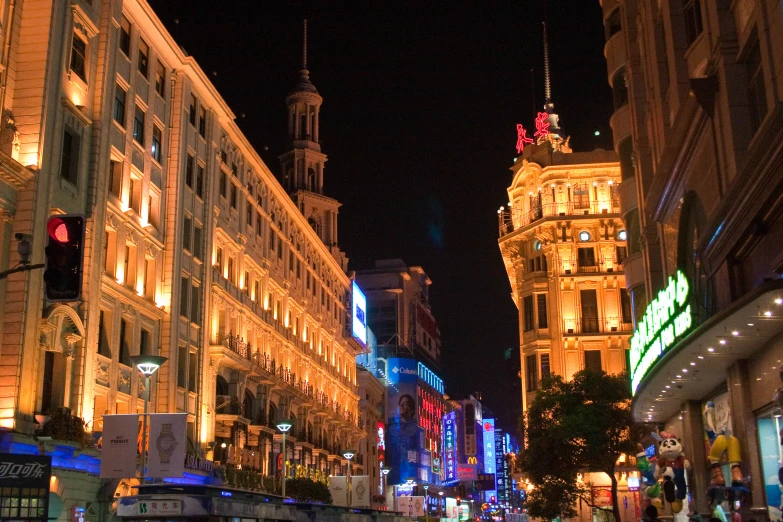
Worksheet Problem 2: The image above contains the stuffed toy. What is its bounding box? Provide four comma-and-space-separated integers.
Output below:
703, 401, 744, 487
655, 432, 690, 513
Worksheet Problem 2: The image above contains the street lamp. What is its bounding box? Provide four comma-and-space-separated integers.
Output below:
438, 491, 444, 518
342, 449, 355, 506
381, 466, 391, 509
423, 485, 430, 522
130, 355, 167, 480
276, 419, 293, 498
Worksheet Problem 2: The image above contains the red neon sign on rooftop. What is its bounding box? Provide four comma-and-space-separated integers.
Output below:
534, 112, 550, 139
516, 124, 534, 153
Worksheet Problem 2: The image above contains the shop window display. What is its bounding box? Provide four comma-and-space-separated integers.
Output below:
758, 365, 783, 522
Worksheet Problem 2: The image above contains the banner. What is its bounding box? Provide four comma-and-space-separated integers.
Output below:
386, 358, 420, 486
398, 496, 425, 517
0, 454, 51, 487
100, 414, 139, 478
351, 475, 370, 508
443, 412, 458, 482
146, 413, 187, 478
329, 476, 348, 506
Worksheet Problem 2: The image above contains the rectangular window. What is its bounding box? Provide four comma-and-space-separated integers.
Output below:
219, 172, 227, 198
254, 280, 259, 301
216, 247, 222, 268
98, 310, 112, 357
523, 295, 534, 332
289, 250, 295, 272
269, 232, 275, 252
133, 105, 145, 144
144, 258, 155, 297
155, 61, 165, 96
616, 245, 627, 264
540, 353, 551, 380
190, 283, 200, 325
196, 164, 204, 198
277, 236, 282, 259
118, 319, 131, 367
525, 354, 537, 392
256, 215, 263, 236
183, 216, 192, 252
60, 128, 80, 186
185, 154, 194, 188
573, 183, 590, 210
188, 352, 197, 392
230, 184, 237, 208
130, 177, 142, 213
683, 0, 703, 47
620, 289, 633, 324
199, 107, 206, 137
228, 257, 234, 283
536, 294, 548, 329
244, 271, 250, 292
193, 224, 202, 260
189, 95, 197, 126
114, 84, 126, 126
584, 350, 602, 372
746, 31, 768, 131
70, 34, 87, 81
151, 125, 162, 163
578, 247, 596, 268
148, 190, 160, 229
137, 38, 149, 77
580, 289, 599, 333
177, 345, 187, 388
140, 328, 151, 355
119, 16, 131, 56
246, 201, 253, 225
179, 276, 189, 318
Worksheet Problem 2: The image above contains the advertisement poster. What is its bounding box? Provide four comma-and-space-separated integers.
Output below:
457, 463, 477, 481
351, 476, 370, 508
329, 476, 348, 506
386, 357, 420, 486
100, 414, 139, 478
483, 419, 495, 474
445, 497, 458, 521
758, 415, 782, 522
593, 486, 613, 507
377, 421, 386, 465
443, 412, 458, 483
495, 429, 507, 500
397, 496, 425, 517
0, 454, 51, 521
146, 413, 187, 478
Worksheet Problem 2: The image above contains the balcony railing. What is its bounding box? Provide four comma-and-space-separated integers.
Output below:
561, 317, 633, 335
560, 258, 624, 275
498, 200, 620, 236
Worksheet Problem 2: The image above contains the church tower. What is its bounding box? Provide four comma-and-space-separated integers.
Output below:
280, 21, 347, 270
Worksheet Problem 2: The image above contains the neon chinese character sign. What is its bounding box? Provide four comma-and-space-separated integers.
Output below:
516, 124, 533, 153
534, 112, 550, 139
443, 412, 458, 483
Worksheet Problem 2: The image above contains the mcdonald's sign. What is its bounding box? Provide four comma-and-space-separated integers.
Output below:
467, 456, 477, 464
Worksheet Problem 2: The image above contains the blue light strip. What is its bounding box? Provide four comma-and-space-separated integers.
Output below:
3, 441, 101, 475
417, 362, 444, 394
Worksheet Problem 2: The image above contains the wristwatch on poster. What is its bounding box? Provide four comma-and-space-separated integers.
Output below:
156, 423, 178, 463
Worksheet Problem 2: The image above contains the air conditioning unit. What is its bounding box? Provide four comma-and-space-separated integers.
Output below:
565, 269, 572, 274
567, 328, 574, 334
608, 267, 614, 272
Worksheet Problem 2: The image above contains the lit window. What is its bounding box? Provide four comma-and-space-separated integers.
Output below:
579, 230, 591, 242
133, 105, 145, 144
617, 230, 627, 241
151, 125, 162, 163
137, 38, 149, 77
155, 61, 166, 97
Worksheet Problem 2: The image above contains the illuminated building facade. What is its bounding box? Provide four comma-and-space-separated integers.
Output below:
0, 0, 362, 515
599, 1, 783, 519
498, 133, 631, 412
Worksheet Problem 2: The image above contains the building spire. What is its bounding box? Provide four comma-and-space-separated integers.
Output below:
302, 19, 308, 71
542, 22, 551, 103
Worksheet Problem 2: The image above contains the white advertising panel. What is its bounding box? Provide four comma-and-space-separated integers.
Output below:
351, 475, 371, 508
352, 282, 368, 345
100, 414, 139, 478
329, 476, 348, 506
398, 496, 425, 517
146, 413, 187, 478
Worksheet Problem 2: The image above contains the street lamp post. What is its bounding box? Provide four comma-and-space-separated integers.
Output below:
130, 355, 167, 480
276, 420, 293, 498
342, 449, 355, 507
381, 466, 391, 509
423, 485, 430, 522
438, 491, 444, 518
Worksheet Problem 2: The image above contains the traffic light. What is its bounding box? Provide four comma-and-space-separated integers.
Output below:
44, 215, 85, 302
456, 497, 461, 506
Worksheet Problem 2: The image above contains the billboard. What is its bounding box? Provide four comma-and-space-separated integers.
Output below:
457, 463, 477, 481
352, 282, 368, 346
147, 413, 187, 478
386, 358, 420, 485
482, 419, 495, 474
100, 414, 139, 478
443, 412, 458, 483
495, 429, 507, 500
377, 421, 386, 465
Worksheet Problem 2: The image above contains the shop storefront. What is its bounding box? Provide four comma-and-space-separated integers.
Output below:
630, 278, 783, 522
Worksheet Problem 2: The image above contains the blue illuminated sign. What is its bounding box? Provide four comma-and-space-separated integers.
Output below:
417, 362, 444, 394
483, 419, 495, 474
443, 412, 458, 483
352, 282, 368, 346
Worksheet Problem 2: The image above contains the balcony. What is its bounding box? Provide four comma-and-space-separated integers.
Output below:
561, 317, 632, 335
499, 200, 620, 237
560, 257, 624, 276
610, 104, 631, 147
604, 30, 626, 84
617, 175, 637, 216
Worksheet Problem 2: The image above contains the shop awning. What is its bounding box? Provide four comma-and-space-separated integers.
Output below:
632, 280, 783, 422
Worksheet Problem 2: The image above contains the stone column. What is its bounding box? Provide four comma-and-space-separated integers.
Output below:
681, 399, 708, 514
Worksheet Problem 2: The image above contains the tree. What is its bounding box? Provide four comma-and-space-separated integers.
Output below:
284, 478, 333, 504
519, 370, 636, 522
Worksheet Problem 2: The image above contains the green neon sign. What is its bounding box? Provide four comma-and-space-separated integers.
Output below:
629, 270, 693, 395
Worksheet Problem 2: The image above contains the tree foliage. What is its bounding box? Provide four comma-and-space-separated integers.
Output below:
284, 478, 333, 504
520, 370, 636, 522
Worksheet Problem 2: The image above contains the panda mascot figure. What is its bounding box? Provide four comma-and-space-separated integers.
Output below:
654, 432, 691, 514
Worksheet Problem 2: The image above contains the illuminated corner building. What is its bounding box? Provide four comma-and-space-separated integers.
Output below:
599, 0, 783, 518
0, 1, 362, 517
498, 131, 630, 413
207, 22, 363, 481
356, 327, 387, 505
355, 259, 442, 372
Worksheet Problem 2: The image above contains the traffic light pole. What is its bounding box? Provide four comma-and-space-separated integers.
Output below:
0, 263, 44, 281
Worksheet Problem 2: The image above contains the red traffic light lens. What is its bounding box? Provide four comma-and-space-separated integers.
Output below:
47, 218, 69, 243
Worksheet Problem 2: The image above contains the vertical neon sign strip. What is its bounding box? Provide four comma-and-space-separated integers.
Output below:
443, 412, 458, 483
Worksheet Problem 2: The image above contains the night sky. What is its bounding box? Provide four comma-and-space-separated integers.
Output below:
150, 1, 613, 433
